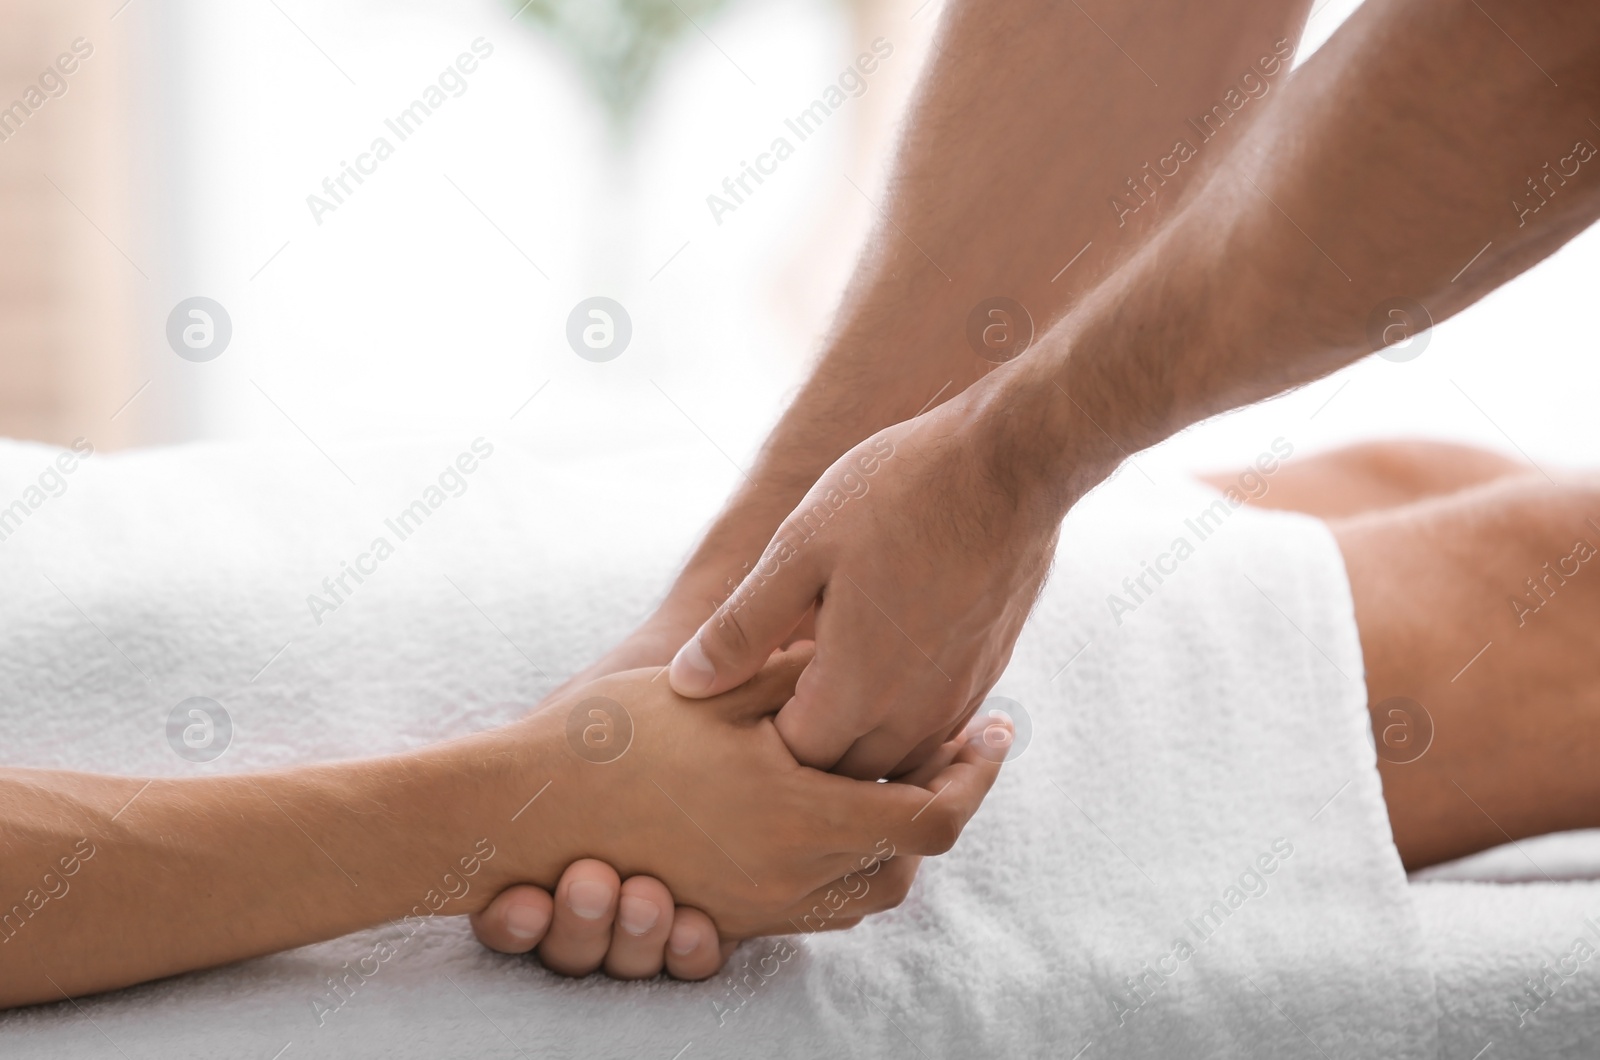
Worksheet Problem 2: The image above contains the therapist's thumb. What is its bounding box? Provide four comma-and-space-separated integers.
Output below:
669, 543, 823, 699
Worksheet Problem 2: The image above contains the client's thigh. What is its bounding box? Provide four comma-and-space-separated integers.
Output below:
1332, 473, 1600, 869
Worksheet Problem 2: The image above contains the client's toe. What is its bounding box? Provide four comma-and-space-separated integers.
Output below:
602, 876, 675, 980
469, 884, 554, 954
538, 859, 621, 976
662, 907, 728, 981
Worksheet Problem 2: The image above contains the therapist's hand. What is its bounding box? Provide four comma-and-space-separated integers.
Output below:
668, 387, 1072, 779
471, 645, 1006, 977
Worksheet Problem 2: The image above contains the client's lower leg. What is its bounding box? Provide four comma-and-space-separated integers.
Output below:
1333, 474, 1600, 869
1205, 439, 1526, 520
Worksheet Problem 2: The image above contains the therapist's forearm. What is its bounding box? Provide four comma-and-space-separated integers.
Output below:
667, 0, 1312, 604
981, 0, 1600, 514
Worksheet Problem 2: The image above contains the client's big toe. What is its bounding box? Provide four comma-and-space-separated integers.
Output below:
469, 884, 554, 954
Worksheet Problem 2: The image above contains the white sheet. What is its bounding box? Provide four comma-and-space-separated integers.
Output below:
1419, 881, 1600, 1059
0, 432, 1548, 1058
1415, 830, 1600, 885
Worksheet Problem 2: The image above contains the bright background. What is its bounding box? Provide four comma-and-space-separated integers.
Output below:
18, 0, 1600, 492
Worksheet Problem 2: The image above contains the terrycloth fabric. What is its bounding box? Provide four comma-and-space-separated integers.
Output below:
0, 435, 1439, 1058
1415, 829, 1600, 884
1419, 881, 1600, 1059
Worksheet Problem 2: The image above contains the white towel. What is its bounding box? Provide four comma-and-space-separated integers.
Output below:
0, 434, 1437, 1058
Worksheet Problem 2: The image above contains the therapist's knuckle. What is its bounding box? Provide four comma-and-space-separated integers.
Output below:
707, 603, 755, 658
792, 660, 826, 705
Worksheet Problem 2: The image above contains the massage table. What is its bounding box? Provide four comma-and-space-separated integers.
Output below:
0, 434, 1594, 1058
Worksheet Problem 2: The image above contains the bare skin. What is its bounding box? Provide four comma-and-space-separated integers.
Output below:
473, 440, 1600, 973
1221, 440, 1527, 521
469, 0, 1332, 970
0, 648, 1003, 1009
1208, 443, 1600, 870
463, 859, 733, 981
664, 0, 1600, 785
602, 0, 1325, 775
6, 441, 1592, 1007
9, 0, 1594, 997
479, 0, 1600, 974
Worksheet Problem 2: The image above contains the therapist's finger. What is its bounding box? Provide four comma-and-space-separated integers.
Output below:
714, 644, 814, 723
890, 735, 965, 788
669, 524, 825, 699
469, 884, 554, 954
849, 720, 1010, 856
774, 574, 963, 774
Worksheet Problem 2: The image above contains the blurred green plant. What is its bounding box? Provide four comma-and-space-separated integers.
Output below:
510, 0, 741, 128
